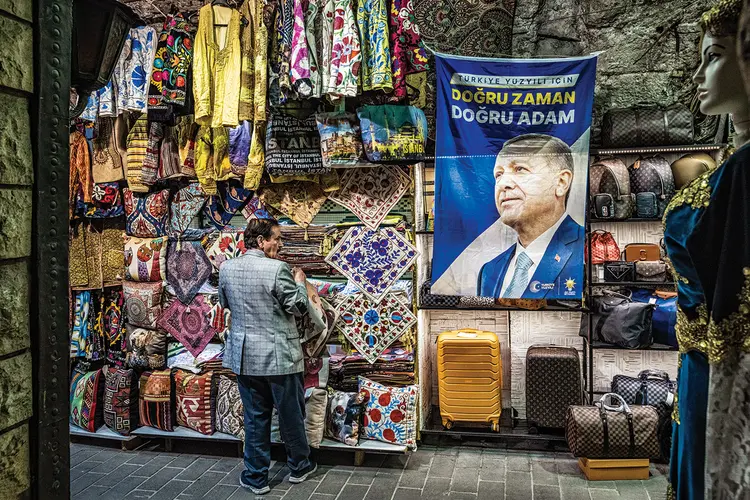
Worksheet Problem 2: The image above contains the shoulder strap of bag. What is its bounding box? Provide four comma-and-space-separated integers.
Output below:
626, 412, 636, 458
598, 404, 610, 457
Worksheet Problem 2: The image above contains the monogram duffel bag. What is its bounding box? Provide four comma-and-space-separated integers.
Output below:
565, 393, 661, 459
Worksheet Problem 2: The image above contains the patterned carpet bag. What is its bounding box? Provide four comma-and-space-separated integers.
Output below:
70, 369, 105, 432
215, 374, 244, 440
359, 376, 418, 449
139, 370, 175, 431
175, 369, 216, 435
102, 366, 140, 435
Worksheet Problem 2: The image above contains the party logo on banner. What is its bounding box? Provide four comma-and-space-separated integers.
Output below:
431, 54, 598, 299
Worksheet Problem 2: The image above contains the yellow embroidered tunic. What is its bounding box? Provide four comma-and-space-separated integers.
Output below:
193, 4, 242, 128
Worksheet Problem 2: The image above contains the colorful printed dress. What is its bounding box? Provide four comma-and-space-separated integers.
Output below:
388, 0, 428, 101
325, 0, 361, 101
148, 14, 195, 110
356, 0, 392, 92
663, 144, 750, 499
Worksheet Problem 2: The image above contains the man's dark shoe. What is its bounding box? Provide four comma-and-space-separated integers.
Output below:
289, 462, 318, 484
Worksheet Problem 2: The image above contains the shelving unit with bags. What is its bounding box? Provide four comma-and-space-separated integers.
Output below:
582, 142, 727, 404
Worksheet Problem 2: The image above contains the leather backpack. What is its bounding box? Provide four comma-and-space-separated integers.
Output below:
590, 157, 634, 220
628, 156, 676, 218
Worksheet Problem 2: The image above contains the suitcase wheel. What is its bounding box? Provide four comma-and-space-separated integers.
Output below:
491, 422, 499, 432
528, 422, 539, 435
442, 418, 454, 430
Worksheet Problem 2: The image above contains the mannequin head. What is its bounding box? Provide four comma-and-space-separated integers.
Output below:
693, 0, 747, 117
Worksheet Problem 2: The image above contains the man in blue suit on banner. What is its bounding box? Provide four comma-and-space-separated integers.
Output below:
477, 133, 584, 299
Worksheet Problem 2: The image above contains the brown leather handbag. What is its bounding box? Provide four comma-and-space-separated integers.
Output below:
624, 243, 661, 262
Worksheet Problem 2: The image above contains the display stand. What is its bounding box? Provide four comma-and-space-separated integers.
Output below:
578, 457, 650, 481
69, 424, 141, 451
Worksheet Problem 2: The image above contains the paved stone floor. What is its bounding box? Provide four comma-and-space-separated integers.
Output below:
70, 442, 669, 500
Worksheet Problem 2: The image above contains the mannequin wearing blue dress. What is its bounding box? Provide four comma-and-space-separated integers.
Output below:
663, 1, 750, 498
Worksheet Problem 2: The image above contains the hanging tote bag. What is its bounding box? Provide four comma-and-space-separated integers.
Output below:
357, 105, 428, 163
565, 393, 661, 459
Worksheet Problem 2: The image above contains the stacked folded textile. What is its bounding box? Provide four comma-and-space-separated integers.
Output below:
167, 342, 225, 374
329, 347, 415, 391
278, 225, 331, 274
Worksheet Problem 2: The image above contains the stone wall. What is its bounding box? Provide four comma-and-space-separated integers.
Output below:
0, 0, 33, 498
512, 0, 715, 143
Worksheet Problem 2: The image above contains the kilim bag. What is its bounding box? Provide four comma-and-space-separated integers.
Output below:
611, 369, 676, 406
565, 393, 661, 459
601, 104, 694, 147
588, 230, 620, 265
589, 158, 634, 219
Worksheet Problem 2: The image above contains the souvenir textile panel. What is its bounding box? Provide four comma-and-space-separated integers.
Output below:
175, 369, 216, 435
158, 294, 219, 358
333, 293, 416, 364
325, 226, 418, 302
102, 367, 140, 436
359, 376, 417, 449
166, 239, 213, 305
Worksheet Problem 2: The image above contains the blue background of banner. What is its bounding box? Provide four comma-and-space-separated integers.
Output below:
431, 54, 598, 295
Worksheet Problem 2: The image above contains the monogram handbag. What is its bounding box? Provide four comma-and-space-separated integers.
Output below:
635, 260, 668, 282
588, 230, 620, 265
603, 261, 635, 282
611, 370, 676, 406
601, 104, 694, 147
565, 393, 661, 459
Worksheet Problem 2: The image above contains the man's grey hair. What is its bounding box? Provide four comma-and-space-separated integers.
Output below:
498, 133, 574, 175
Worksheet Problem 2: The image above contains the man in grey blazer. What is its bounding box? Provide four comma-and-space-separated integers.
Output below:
219, 219, 316, 495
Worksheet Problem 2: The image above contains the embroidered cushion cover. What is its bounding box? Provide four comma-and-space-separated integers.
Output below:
166, 239, 212, 305
325, 390, 366, 446
333, 293, 416, 364
123, 281, 163, 329
175, 369, 216, 435
70, 369, 105, 432
125, 323, 168, 369
124, 236, 168, 282
358, 376, 417, 449
158, 294, 218, 358
204, 231, 247, 270
102, 366, 140, 435
124, 188, 170, 237
325, 226, 418, 302
328, 166, 411, 230
215, 375, 244, 440
203, 179, 253, 230
139, 370, 175, 431
78, 182, 125, 219
170, 182, 206, 235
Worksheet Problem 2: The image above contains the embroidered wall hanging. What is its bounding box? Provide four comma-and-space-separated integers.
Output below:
205, 231, 247, 270
71, 291, 93, 358
101, 288, 126, 366
329, 166, 411, 230
124, 236, 168, 282
158, 294, 218, 358
241, 195, 273, 222
124, 188, 170, 238
358, 376, 418, 449
325, 226, 418, 302
203, 179, 254, 230
167, 239, 212, 305
123, 281, 163, 329
170, 182, 206, 235
259, 181, 327, 227
334, 293, 416, 364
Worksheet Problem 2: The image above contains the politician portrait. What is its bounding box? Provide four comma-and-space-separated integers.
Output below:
477, 133, 585, 299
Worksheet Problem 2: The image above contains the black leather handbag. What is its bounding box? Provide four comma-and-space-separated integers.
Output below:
601, 104, 694, 147
603, 261, 635, 282
589, 292, 655, 349
611, 369, 676, 406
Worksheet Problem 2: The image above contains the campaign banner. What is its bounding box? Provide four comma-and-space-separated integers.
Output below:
431, 54, 598, 300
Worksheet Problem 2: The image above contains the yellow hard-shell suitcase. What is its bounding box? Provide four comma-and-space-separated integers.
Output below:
437, 329, 502, 431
